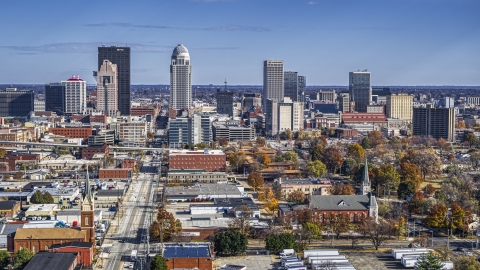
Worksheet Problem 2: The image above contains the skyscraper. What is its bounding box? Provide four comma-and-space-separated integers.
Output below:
263, 60, 284, 108
413, 104, 455, 142
216, 88, 234, 116
298, 75, 306, 103
284, 71, 298, 101
45, 83, 65, 115
170, 44, 192, 110
266, 97, 304, 136
0, 88, 34, 117
62, 76, 86, 114
349, 71, 371, 112
97, 60, 118, 116
98, 46, 130, 115
386, 94, 413, 122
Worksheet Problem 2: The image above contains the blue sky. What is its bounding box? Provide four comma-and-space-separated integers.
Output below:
0, 0, 479, 86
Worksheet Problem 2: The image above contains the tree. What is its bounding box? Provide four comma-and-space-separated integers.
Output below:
150, 255, 168, 270
0, 148, 7, 159
449, 202, 465, 230
43, 192, 54, 204
13, 171, 24, 180
304, 222, 323, 242
402, 149, 442, 180
341, 158, 357, 176
0, 250, 10, 268
256, 136, 266, 147
150, 207, 182, 242
29, 190, 44, 204
425, 204, 447, 228
374, 164, 400, 198
324, 213, 352, 240
453, 255, 480, 270
13, 248, 34, 269
322, 147, 344, 173
265, 232, 295, 252
260, 153, 271, 166
247, 172, 264, 191
264, 197, 279, 216
214, 230, 248, 256
464, 133, 479, 148
306, 160, 327, 178
368, 130, 386, 148
309, 143, 325, 162
360, 137, 371, 149
287, 190, 306, 203
397, 181, 416, 200
399, 162, 422, 188
347, 143, 365, 164
228, 205, 253, 234
414, 252, 444, 270
285, 129, 293, 140
424, 184, 436, 196
228, 152, 246, 172
218, 137, 229, 147
359, 218, 394, 250
329, 183, 355, 195
457, 120, 466, 129
283, 151, 300, 169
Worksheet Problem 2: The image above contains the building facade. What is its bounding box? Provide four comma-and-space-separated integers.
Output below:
0, 88, 34, 117
413, 105, 455, 142
45, 83, 65, 115
263, 60, 284, 108
467, 97, 480, 106
212, 122, 255, 142
349, 71, 371, 112
266, 97, 304, 136
386, 94, 413, 123
62, 76, 86, 114
337, 93, 350, 113
118, 122, 147, 147
96, 60, 118, 116
318, 90, 336, 103
284, 71, 298, 101
48, 127, 92, 141
168, 114, 211, 148
170, 44, 192, 110
99, 168, 133, 179
98, 46, 130, 115
168, 149, 226, 172
216, 89, 234, 116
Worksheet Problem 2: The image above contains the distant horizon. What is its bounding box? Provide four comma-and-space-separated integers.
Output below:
1, 84, 480, 88
1, 0, 479, 85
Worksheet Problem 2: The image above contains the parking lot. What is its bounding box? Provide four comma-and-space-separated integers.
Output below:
215, 255, 278, 270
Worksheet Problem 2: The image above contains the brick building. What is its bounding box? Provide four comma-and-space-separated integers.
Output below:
48, 127, 93, 141
0, 201, 21, 218
24, 252, 78, 270
0, 153, 40, 170
99, 168, 133, 180
130, 106, 159, 117
12, 228, 86, 253
278, 194, 378, 226
49, 241, 94, 266
81, 144, 109, 159
168, 149, 226, 172
120, 158, 136, 169
163, 243, 213, 270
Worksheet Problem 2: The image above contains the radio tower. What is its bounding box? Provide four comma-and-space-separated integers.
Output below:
224, 78, 227, 91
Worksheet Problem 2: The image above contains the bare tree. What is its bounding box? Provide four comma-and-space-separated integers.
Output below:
360, 218, 395, 250
228, 205, 253, 234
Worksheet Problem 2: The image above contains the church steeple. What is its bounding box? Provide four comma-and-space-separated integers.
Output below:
361, 158, 371, 195
81, 166, 95, 242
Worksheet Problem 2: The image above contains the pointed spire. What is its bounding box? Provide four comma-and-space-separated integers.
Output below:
85, 165, 93, 203
362, 157, 369, 186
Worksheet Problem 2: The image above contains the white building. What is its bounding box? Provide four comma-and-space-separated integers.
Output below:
62, 75, 86, 114
170, 44, 192, 110
34, 100, 45, 112
110, 121, 147, 147
266, 97, 304, 136
97, 60, 118, 116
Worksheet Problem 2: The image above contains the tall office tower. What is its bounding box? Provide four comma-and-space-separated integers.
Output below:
170, 44, 192, 110
168, 113, 211, 147
61, 76, 86, 114
98, 45, 130, 115
0, 88, 34, 117
318, 90, 337, 103
337, 93, 350, 113
298, 75, 306, 102
413, 105, 455, 142
97, 60, 118, 116
266, 97, 304, 136
386, 94, 413, 122
349, 71, 371, 112
242, 93, 262, 108
284, 71, 298, 101
45, 83, 65, 115
263, 60, 284, 108
216, 88, 234, 116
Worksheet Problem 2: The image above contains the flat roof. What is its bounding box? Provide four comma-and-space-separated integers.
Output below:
26, 204, 58, 212
167, 184, 242, 197
163, 243, 211, 258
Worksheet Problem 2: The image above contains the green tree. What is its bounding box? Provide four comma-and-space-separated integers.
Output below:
283, 151, 300, 169
304, 222, 323, 241
29, 190, 44, 204
375, 164, 400, 198
13, 248, 34, 269
285, 129, 293, 140
414, 252, 444, 270
265, 232, 295, 252
214, 230, 248, 256
397, 181, 416, 200
306, 160, 327, 178
150, 255, 168, 270
0, 250, 10, 268
360, 137, 371, 149
43, 192, 54, 204
341, 158, 357, 176
453, 255, 480, 270
464, 133, 479, 148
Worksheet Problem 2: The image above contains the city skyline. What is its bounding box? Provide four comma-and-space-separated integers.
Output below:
0, 0, 479, 86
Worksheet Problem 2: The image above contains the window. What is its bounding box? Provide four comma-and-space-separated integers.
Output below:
85, 217, 89, 226
32, 246, 36, 253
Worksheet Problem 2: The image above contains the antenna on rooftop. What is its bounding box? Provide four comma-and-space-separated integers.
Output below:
224, 78, 227, 91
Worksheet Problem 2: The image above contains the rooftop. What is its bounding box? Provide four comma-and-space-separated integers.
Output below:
24, 252, 77, 270
15, 228, 85, 240
169, 149, 225, 156
50, 241, 93, 249
26, 204, 58, 213
163, 243, 211, 258
0, 200, 19, 210
167, 183, 242, 197
277, 178, 332, 185
309, 195, 370, 211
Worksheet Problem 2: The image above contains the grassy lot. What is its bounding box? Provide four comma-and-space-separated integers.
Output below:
420, 178, 443, 189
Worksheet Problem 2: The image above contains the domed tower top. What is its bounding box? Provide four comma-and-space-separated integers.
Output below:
172, 44, 189, 57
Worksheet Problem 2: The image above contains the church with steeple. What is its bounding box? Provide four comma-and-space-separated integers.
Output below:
361, 157, 371, 195
81, 167, 96, 243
